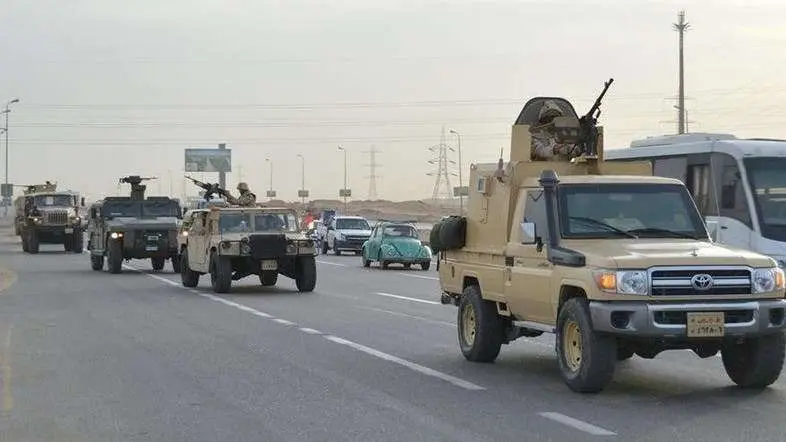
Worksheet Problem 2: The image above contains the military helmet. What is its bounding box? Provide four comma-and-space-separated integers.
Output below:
538, 100, 564, 122
237, 182, 250, 191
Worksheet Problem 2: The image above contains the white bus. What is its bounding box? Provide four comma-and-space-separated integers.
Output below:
605, 133, 786, 267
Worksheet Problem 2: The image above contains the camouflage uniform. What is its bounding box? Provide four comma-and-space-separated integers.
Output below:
227, 182, 257, 207
531, 100, 582, 161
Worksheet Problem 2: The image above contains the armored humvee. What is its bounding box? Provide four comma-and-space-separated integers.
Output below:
86, 176, 183, 274
179, 206, 317, 293
433, 85, 786, 393
14, 182, 86, 254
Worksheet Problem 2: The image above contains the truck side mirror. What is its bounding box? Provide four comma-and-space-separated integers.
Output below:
520, 222, 537, 245
80, 197, 86, 207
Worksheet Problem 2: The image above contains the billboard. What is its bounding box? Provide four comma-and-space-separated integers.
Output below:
184, 148, 232, 173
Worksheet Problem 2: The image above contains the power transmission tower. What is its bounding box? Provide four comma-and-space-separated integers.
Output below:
363, 145, 381, 200
427, 126, 456, 204
673, 10, 690, 135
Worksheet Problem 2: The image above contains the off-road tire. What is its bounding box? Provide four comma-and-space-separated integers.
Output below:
170, 254, 182, 273
180, 249, 200, 288
107, 240, 123, 274
556, 297, 617, 393
151, 257, 166, 271
21, 233, 29, 252
64, 236, 73, 252
321, 242, 329, 255
72, 233, 84, 254
457, 285, 506, 363
295, 255, 317, 292
210, 253, 232, 293
421, 261, 431, 271
721, 331, 786, 388
90, 254, 104, 271
27, 231, 40, 254
259, 271, 278, 286
361, 250, 370, 268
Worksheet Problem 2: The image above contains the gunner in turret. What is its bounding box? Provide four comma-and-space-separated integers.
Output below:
531, 100, 582, 161
226, 182, 257, 207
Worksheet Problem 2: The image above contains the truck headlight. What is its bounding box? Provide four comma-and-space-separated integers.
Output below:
110, 232, 123, 239
752, 267, 785, 293
594, 270, 648, 295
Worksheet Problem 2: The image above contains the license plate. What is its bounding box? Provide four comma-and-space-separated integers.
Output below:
261, 260, 277, 271
687, 312, 725, 337
145, 245, 159, 251
147, 236, 159, 241
64, 228, 74, 234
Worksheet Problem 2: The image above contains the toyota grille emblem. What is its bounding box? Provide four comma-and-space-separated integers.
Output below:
690, 273, 714, 291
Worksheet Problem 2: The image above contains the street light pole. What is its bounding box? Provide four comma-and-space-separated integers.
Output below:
297, 154, 305, 204
338, 146, 347, 211
449, 129, 464, 214
265, 158, 273, 199
3, 98, 20, 217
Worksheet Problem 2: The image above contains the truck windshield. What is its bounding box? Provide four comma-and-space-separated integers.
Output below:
34, 194, 73, 207
745, 157, 786, 241
141, 200, 181, 218
253, 213, 298, 232
102, 201, 141, 218
558, 183, 706, 239
336, 218, 369, 230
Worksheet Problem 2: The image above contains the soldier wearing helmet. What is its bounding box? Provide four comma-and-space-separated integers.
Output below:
226, 182, 257, 207
530, 100, 582, 161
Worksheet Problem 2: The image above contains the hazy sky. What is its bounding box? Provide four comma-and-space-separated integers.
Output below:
2, 0, 785, 202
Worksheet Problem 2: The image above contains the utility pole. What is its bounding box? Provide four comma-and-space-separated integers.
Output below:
427, 126, 456, 206
673, 10, 690, 135
363, 145, 380, 200
338, 146, 349, 211
449, 129, 464, 214
265, 158, 276, 200
2, 98, 19, 217
297, 154, 307, 204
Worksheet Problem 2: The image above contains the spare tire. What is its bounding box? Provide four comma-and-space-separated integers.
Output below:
429, 222, 444, 253
439, 216, 467, 250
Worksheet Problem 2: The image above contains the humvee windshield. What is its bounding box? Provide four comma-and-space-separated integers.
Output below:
33, 194, 73, 207
101, 200, 181, 218
141, 200, 182, 218
102, 201, 141, 218
219, 212, 298, 233
558, 183, 706, 239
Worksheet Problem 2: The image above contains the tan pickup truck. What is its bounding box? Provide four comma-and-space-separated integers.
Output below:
432, 93, 786, 393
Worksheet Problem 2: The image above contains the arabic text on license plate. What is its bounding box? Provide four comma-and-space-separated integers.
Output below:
261, 260, 277, 271
148, 236, 159, 241
686, 312, 725, 338
146, 245, 159, 251
64, 228, 74, 234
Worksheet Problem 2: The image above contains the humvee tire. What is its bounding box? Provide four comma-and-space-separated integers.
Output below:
107, 240, 123, 274
457, 285, 506, 363
210, 252, 232, 293
27, 231, 40, 254
259, 271, 278, 286
151, 257, 166, 271
295, 255, 317, 292
90, 254, 104, 271
21, 234, 29, 253
170, 255, 181, 274
556, 297, 617, 393
721, 331, 786, 388
180, 249, 200, 288
72, 233, 84, 254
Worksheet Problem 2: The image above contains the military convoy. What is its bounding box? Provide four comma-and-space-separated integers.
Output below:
431, 86, 786, 393
179, 205, 317, 293
86, 176, 183, 274
13, 182, 86, 254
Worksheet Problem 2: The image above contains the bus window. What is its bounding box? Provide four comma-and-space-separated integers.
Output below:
717, 154, 751, 228
686, 163, 715, 216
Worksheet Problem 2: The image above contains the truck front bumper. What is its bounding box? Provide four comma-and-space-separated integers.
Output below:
589, 299, 786, 338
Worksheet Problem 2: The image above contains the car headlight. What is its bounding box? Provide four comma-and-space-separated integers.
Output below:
110, 232, 123, 239
593, 270, 648, 295
380, 244, 397, 256
422, 245, 432, 257
752, 267, 785, 293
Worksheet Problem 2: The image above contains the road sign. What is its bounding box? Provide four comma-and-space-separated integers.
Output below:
453, 186, 469, 197
298, 190, 310, 198
184, 148, 232, 173
266, 190, 277, 198
339, 189, 352, 198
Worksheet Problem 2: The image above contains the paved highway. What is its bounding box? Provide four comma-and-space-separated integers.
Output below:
1, 226, 785, 441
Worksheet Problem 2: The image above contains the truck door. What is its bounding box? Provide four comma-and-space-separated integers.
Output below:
504, 189, 554, 325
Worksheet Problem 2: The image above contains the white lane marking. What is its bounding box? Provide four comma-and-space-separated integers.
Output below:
299, 327, 323, 335
116, 261, 484, 392
323, 335, 485, 391
358, 306, 455, 327
374, 292, 440, 305
538, 412, 616, 436
316, 260, 348, 267
404, 274, 439, 281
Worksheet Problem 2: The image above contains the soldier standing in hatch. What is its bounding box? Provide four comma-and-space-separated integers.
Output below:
226, 182, 257, 207
531, 100, 583, 161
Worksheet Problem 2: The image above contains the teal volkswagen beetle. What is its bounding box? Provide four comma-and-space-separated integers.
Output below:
361, 221, 432, 270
